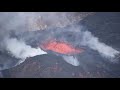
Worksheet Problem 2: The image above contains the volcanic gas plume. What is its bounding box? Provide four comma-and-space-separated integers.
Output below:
3, 37, 47, 66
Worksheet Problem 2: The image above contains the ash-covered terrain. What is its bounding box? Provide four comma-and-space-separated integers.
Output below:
0, 12, 120, 78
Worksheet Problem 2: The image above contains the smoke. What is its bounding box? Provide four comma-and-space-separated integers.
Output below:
62, 56, 80, 66
0, 12, 94, 69
8, 12, 93, 31
60, 25, 120, 66
4, 38, 47, 60
50, 24, 120, 63
0, 12, 119, 68
81, 30, 120, 60
48, 24, 120, 61
63, 25, 120, 61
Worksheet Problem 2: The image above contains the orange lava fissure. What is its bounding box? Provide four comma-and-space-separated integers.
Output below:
41, 40, 84, 55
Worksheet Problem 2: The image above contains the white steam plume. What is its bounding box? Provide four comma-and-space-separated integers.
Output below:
62, 56, 80, 66
3, 12, 93, 31
81, 30, 120, 60
4, 38, 47, 62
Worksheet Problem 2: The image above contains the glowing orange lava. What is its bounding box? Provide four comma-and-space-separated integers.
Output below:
41, 40, 84, 55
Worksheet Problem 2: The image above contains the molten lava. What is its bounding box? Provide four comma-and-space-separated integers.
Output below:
40, 40, 84, 55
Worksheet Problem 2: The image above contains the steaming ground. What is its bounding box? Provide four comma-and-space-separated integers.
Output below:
0, 12, 120, 78
4, 38, 47, 60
